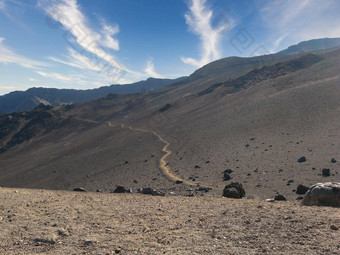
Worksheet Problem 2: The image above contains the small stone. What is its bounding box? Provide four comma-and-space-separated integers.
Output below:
265, 199, 275, 202
223, 173, 231, 181
175, 180, 183, 184
331, 158, 337, 163
298, 156, 306, 163
73, 187, 86, 192
274, 194, 287, 201
330, 225, 339, 230
296, 184, 309, 195
322, 168, 330, 177
194, 165, 201, 169
113, 186, 127, 193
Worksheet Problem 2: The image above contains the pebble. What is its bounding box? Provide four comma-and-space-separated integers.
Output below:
330, 225, 338, 230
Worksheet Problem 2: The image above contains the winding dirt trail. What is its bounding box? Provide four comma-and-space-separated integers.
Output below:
108, 122, 198, 186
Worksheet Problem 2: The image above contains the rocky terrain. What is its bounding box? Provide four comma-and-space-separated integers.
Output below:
0, 187, 339, 255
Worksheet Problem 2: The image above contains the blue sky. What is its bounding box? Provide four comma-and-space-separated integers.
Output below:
0, 0, 340, 95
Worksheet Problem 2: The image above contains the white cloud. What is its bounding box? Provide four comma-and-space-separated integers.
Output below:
144, 59, 164, 79
181, 0, 232, 68
48, 47, 102, 72
0, 37, 47, 69
260, 0, 340, 50
100, 22, 120, 51
36, 71, 72, 82
38, 0, 137, 78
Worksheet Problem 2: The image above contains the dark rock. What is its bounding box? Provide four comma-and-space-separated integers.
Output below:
330, 225, 339, 230
113, 186, 127, 193
196, 187, 212, 193
194, 165, 201, 169
296, 184, 309, 195
151, 190, 165, 196
322, 168, 331, 177
223, 172, 231, 181
224, 169, 233, 174
140, 187, 153, 195
73, 187, 86, 192
33, 238, 56, 245
274, 194, 287, 201
298, 156, 306, 163
96, 189, 102, 193
223, 182, 245, 198
288, 179, 294, 183
296, 196, 304, 200
302, 182, 340, 207
175, 180, 183, 184
331, 158, 337, 163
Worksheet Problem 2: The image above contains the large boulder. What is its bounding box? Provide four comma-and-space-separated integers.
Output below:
302, 182, 340, 207
223, 182, 245, 199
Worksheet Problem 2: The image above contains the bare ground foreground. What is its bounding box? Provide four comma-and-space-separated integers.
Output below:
0, 187, 339, 255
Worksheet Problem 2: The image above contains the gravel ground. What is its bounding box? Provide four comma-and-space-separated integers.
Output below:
0, 187, 339, 255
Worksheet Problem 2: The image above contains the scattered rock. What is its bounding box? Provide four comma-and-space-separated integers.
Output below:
58, 229, 69, 237
84, 240, 95, 246
322, 168, 331, 177
138, 187, 164, 196
224, 169, 233, 174
34, 236, 57, 245
296, 196, 304, 200
151, 190, 165, 196
175, 180, 183, 184
298, 156, 306, 163
196, 187, 212, 193
73, 187, 86, 192
223, 182, 245, 199
274, 194, 287, 201
302, 182, 340, 207
194, 165, 201, 169
113, 186, 127, 193
331, 158, 337, 163
330, 225, 339, 230
223, 172, 231, 181
296, 184, 309, 195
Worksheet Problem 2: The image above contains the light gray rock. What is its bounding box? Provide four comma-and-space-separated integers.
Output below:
302, 182, 340, 207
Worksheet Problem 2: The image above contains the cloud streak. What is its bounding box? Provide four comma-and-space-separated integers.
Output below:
260, 0, 340, 51
0, 37, 47, 69
38, 0, 138, 81
181, 0, 232, 68
144, 59, 164, 79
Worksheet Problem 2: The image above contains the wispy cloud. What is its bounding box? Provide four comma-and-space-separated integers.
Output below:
0, 1, 5, 10
260, 0, 340, 51
144, 59, 164, 79
100, 21, 120, 51
48, 47, 102, 72
38, 0, 138, 81
181, 0, 232, 68
0, 37, 47, 69
35, 71, 72, 82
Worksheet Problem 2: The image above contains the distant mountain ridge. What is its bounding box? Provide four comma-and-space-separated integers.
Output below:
0, 77, 185, 114
277, 37, 340, 55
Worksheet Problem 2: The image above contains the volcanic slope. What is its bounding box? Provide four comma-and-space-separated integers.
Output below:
0, 46, 339, 199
